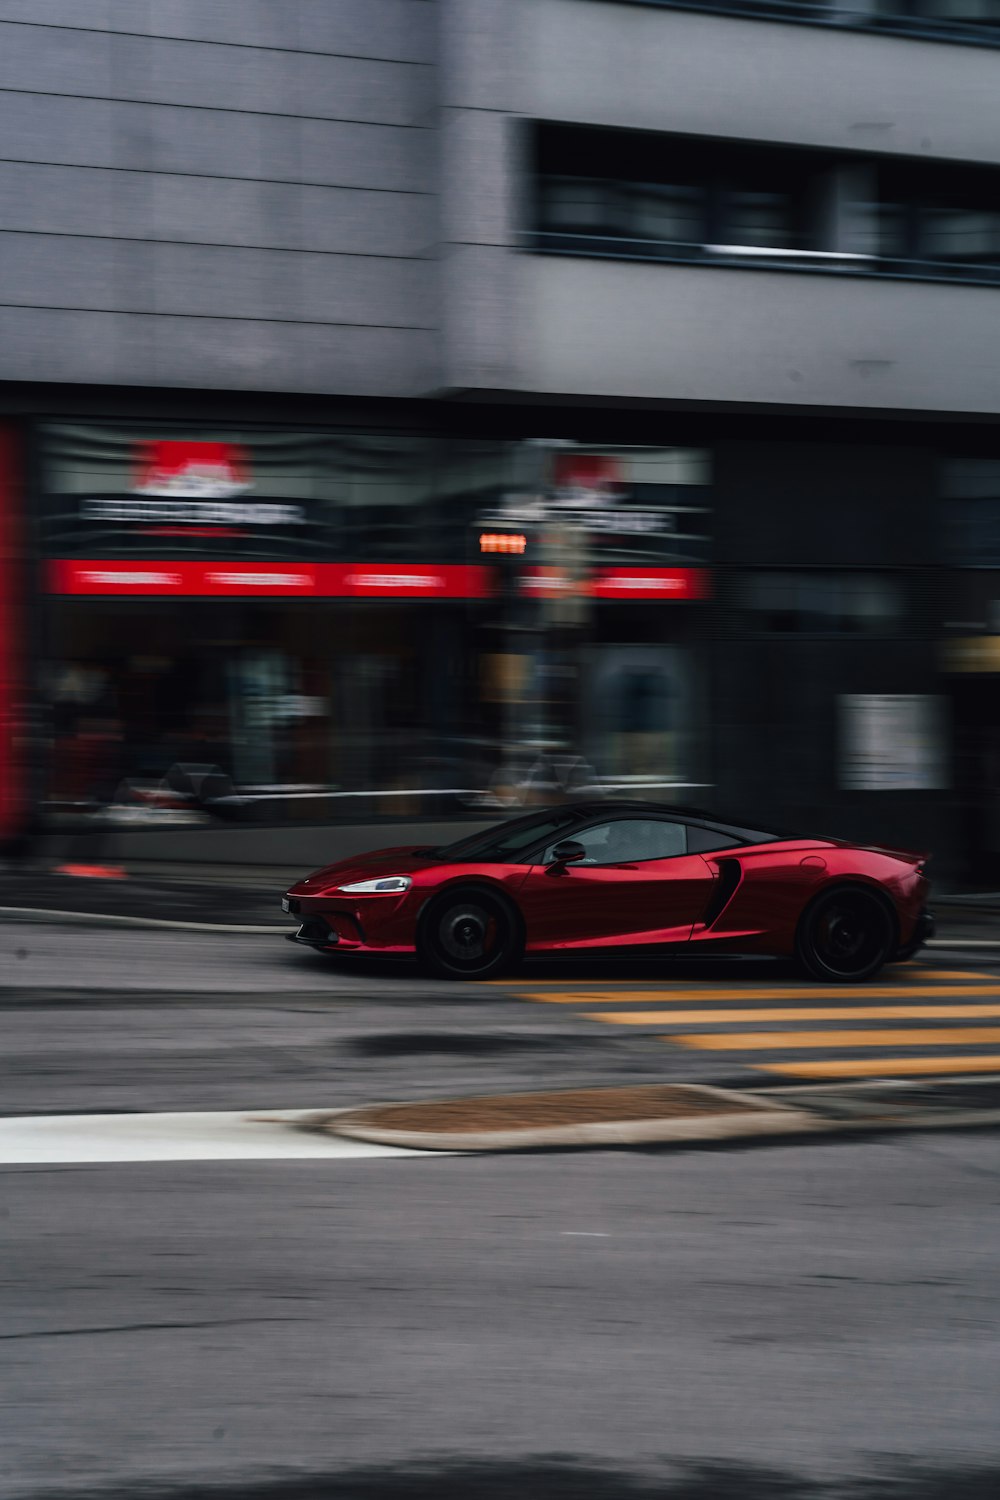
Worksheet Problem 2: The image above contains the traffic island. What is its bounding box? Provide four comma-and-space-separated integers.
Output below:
310, 1075, 1000, 1153
313, 1083, 826, 1152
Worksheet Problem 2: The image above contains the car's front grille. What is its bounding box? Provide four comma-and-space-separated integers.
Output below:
298, 916, 336, 944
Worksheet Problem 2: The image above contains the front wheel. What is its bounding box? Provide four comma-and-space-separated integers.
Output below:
417, 887, 522, 980
796, 886, 896, 983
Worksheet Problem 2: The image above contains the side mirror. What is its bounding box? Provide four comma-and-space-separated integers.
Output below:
549, 840, 586, 869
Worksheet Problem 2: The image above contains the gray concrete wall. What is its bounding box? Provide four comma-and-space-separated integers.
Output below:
445, 0, 1000, 412
435, 0, 528, 393
524, 0, 1000, 166
0, 1, 437, 395
519, 255, 1000, 413
2, 0, 998, 414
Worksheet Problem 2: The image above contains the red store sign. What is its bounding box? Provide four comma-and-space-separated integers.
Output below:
47, 560, 496, 599
521, 566, 709, 601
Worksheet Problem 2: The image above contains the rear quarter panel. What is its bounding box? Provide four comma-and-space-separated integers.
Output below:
693, 842, 926, 956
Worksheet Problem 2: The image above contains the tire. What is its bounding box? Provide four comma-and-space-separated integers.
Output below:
796, 885, 897, 984
417, 886, 523, 980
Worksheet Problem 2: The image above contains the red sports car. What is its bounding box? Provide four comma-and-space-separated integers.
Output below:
282, 801, 933, 982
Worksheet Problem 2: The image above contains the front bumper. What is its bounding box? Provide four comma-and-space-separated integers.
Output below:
281, 890, 418, 955
286, 914, 342, 949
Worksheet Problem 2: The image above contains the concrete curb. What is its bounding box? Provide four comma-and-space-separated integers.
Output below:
0, 905, 289, 935
319, 1077, 1000, 1153
1, 902, 998, 953
319, 1084, 828, 1153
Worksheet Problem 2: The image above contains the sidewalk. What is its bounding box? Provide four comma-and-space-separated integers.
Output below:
0, 860, 291, 929
1, 857, 997, 946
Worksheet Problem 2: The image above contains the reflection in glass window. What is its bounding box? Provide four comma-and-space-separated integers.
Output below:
923, 205, 1000, 264
943, 458, 1000, 564
543, 818, 687, 866
726, 190, 799, 250
621, 182, 704, 244
743, 572, 903, 634
907, 0, 1000, 26
539, 177, 617, 236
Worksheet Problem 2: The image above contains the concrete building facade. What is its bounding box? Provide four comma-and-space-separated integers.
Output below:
2, 0, 998, 878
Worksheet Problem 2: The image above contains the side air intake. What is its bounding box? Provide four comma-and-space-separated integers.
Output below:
701, 858, 743, 928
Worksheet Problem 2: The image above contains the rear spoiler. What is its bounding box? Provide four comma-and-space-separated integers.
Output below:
865, 846, 931, 873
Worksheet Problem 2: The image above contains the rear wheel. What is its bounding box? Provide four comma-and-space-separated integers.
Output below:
796, 886, 896, 983
418, 887, 522, 980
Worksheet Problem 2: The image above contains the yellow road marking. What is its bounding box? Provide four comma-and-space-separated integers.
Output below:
588, 1004, 1000, 1025
912, 969, 994, 980
758, 1056, 1000, 1079
496, 967, 990, 987
670, 1027, 1000, 1050
520, 985, 1000, 1004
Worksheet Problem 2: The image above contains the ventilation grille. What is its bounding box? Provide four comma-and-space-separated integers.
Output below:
701, 857, 743, 928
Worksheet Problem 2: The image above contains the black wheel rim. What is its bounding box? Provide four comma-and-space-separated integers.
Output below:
812, 893, 889, 977
435, 901, 502, 971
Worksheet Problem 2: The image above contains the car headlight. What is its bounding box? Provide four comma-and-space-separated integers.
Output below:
336, 875, 413, 895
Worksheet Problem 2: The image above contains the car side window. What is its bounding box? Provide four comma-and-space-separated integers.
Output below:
685, 826, 742, 854
542, 818, 687, 866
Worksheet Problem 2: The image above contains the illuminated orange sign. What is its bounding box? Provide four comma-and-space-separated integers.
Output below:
479, 532, 527, 555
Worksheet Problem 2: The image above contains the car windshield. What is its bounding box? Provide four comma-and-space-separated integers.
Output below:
433, 807, 581, 863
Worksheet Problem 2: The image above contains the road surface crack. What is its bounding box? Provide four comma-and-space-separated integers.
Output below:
0, 1316, 305, 1341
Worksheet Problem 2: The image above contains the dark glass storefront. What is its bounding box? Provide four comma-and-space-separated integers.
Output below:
35, 422, 712, 828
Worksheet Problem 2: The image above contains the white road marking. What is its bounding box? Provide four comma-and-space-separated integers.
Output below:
0, 1109, 442, 1164
926, 939, 1000, 949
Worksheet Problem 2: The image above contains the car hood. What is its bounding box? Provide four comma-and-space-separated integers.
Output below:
288, 845, 438, 895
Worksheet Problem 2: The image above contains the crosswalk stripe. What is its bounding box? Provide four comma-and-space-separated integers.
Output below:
587, 1004, 1000, 1025
496, 967, 990, 990
757, 1057, 1000, 1079
911, 969, 994, 980
670, 1027, 1000, 1051
520, 985, 1000, 1004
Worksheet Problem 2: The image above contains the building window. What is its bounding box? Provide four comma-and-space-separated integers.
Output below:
605, 0, 1000, 49
531, 123, 1000, 286
943, 459, 1000, 565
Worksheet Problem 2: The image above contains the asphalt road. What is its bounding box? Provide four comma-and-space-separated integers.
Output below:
4, 1134, 1000, 1499
5, 921, 1000, 1116
4, 921, 1000, 1500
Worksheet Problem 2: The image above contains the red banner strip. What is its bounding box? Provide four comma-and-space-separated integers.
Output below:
589, 567, 709, 600
0, 428, 22, 844
47, 560, 496, 600
521, 566, 709, 600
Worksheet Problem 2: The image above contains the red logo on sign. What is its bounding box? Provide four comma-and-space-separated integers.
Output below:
552, 454, 623, 491
133, 441, 252, 498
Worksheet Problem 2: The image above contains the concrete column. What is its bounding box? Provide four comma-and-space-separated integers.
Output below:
433, 0, 527, 394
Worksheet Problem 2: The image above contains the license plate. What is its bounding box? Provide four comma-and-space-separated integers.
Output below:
281, 897, 290, 913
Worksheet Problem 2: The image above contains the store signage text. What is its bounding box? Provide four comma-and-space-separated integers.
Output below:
79, 498, 305, 527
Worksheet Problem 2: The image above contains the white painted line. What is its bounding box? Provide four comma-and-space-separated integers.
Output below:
0, 1109, 442, 1164
926, 939, 1000, 949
